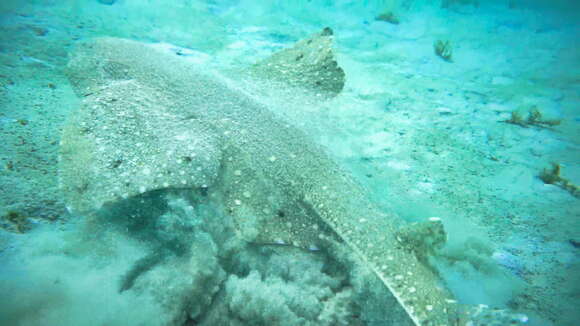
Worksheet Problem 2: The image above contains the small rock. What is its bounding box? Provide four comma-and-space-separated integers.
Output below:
29, 25, 48, 36
491, 76, 514, 86
436, 107, 454, 116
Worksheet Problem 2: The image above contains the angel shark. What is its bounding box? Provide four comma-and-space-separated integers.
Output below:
59, 29, 525, 326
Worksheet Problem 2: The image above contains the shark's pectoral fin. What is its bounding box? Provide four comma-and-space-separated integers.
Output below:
250, 27, 345, 98
59, 80, 222, 213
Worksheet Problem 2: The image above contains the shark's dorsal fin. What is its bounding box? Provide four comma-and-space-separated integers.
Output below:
251, 27, 345, 98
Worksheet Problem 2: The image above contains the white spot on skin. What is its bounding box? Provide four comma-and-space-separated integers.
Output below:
409, 287, 416, 293
234, 170, 242, 176
269, 156, 277, 162
234, 199, 242, 205
163, 182, 169, 187
426, 305, 433, 311
243, 191, 251, 198
173, 134, 187, 141
139, 186, 146, 193
308, 245, 320, 251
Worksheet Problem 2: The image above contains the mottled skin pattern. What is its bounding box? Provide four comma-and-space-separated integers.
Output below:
61, 37, 521, 326
250, 27, 345, 98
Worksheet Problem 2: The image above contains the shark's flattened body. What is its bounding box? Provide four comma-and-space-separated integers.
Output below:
60, 34, 524, 326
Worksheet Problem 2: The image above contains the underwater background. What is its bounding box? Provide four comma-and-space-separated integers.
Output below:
0, 0, 578, 325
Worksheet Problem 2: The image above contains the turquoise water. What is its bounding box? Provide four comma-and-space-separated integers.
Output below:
0, 1, 578, 325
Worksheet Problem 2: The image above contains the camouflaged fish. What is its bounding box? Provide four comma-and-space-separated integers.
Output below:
59, 29, 526, 326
